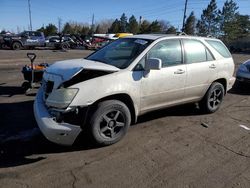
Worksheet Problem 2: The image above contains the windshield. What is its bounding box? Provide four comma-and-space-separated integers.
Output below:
86, 38, 152, 69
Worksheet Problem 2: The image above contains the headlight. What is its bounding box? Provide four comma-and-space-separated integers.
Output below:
238, 64, 249, 72
46, 88, 78, 109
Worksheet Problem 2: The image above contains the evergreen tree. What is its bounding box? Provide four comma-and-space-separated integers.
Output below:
62, 22, 73, 34
37, 24, 57, 36
108, 19, 120, 33
120, 13, 128, 32
139, 20, 150, 34
184, 11, 196, 35
166, 26, 177, 34
95, 25, 101, 34
196, 0, 220, 36
220, 0, 239, 43
128, 15, 139, 34
149, 20, 161, 33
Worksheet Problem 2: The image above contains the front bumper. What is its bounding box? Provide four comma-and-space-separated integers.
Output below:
34, 89, 82, 145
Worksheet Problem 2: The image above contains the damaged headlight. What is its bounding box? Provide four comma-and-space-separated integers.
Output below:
46, 88, 78, 109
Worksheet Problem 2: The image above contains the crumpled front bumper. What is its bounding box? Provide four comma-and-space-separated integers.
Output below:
34, 88, 82, 146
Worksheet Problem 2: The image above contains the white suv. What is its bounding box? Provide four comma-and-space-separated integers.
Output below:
34, 34, 235, 146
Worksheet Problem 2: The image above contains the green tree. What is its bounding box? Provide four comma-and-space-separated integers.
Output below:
166, 26, 177, 34
235, 14, 250, 38
120, 13, 128, 32
196, 0, 220, 36
38, 24, 57, 36
109, 19, 121, 33
81, 26, 90, 35
128, 15, 139, 34
184, 11, 196, 35
139, 20, 150, 34
148, 20, 161, 33
95, 25, 101, 34
62, 22, 73, 34
220, 0, 239, 43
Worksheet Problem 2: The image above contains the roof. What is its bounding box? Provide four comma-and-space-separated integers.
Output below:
127, 34, 175, 40
126, 34, 219, 41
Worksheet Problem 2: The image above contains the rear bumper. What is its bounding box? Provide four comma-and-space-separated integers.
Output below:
228, 76, 236, 90
34, 89, 82, 146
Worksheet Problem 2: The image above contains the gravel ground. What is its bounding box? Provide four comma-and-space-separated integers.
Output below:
0, 49, 250, 188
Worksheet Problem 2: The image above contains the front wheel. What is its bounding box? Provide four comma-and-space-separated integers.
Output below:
90, 100, 131, 146
200, 82, 225, 113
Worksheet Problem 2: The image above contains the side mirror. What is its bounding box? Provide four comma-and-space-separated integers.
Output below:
145, 58, 162, 71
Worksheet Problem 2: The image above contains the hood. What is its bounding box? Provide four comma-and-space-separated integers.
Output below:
45, 58, 120, 81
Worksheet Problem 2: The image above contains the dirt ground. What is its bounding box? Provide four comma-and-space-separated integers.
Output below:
0, 49, 250, 188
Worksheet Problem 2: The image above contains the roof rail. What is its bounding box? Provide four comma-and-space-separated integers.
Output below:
206, 35, 214, 38
177, 32, 187, 36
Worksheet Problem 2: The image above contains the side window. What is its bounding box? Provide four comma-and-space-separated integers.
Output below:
35, 32, 42, 37
205, 40, 231, 58
148, 39, 182, 67
183, 39, 214, 64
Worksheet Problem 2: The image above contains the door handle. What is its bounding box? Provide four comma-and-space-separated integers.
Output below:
174, 69, 185, 74
209, 64, 216, 69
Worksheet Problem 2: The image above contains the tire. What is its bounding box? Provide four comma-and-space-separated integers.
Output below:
200, 82, 225, 113
12, 42, 22, 50
90, 100, 131, 146
61, 43, 69, 50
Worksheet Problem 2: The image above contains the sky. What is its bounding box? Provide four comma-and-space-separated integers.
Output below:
0, 0, 249, 33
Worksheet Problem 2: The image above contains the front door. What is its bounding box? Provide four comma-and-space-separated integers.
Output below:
140, 39, 187, 113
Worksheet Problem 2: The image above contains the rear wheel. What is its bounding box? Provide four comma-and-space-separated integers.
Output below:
90, 100, 131, 146
12, 42, 22, 50
200, 82, 225, 113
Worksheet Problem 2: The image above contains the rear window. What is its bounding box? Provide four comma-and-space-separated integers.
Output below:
206, 40, 231, 58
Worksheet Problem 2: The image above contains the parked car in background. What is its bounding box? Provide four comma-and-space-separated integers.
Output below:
34, 34, 235, 146
236, 59, 250, 84
2, 31, 45, 50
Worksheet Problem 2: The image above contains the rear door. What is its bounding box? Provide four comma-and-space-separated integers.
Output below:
183, 39, 218, 101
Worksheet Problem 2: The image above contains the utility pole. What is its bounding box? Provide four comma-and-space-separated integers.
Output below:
91, 14, 95, 36
28, 0, 32, 31
58, 17, 62, 33
182, 0, 188, 32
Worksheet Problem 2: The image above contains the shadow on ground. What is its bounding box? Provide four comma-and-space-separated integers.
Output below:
0, 85, 25, 97
0, 98, 204, 168
229, 82, 250, 96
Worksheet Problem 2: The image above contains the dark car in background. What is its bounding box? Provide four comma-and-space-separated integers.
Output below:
2, 31, 45, 50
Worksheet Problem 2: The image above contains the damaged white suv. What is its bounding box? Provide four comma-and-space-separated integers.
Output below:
34, 34, 235, 146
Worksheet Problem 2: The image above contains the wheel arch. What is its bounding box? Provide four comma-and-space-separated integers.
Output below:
213, 78, 227, 94
90, 93, 137, 124
11, 40, 23, 48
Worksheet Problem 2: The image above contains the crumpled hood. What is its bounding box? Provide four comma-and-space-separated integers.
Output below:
45, 58, 120, 81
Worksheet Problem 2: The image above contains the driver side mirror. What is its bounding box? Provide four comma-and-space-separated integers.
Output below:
145, 58, 162, 71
